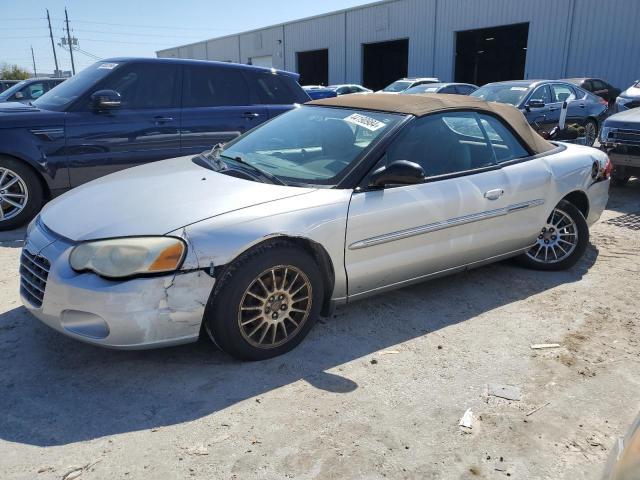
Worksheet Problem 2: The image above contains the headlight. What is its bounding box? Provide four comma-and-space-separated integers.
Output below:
70, 237, 186, 279
600, 126, 611, 144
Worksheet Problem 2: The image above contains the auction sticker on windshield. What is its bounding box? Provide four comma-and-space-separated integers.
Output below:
344, 113, 386, 132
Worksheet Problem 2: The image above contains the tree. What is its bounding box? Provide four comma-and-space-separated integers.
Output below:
1, 64, 31, 80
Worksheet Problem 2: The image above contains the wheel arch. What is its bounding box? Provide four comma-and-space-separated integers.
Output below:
561, 190, 589, 219
215, 235, 336, 317
0, 153, 51, 198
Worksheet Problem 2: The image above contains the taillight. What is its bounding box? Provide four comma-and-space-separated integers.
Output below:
598, 97, 608, 106
603, 156, 612, 179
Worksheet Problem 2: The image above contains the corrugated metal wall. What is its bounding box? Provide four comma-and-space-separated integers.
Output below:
284, 13, 346, 85
564, 0, 640, 88
239, 26, 285, 69
157, 0, 638, 89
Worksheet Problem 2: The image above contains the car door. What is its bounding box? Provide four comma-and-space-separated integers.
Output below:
524, 85, 556, 133
551, 83, 584, 127
179, 64, 266, 156
345, 111, 550, 298
65, 61, 182, 187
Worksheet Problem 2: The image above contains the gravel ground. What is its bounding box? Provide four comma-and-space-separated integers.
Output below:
1, 182, 639, 480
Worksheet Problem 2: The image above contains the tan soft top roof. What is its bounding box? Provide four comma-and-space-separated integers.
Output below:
309, 93, 554, 155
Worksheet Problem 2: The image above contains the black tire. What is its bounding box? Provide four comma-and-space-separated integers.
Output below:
0, 156, 44, 231
584, 119, 598, 147
517, 200, 589, 271
204, 240, 324, 361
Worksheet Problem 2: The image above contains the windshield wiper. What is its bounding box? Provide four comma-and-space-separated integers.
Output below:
221, 153, 288, 186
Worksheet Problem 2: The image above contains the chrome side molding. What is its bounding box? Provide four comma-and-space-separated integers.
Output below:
348, 199, 545, 250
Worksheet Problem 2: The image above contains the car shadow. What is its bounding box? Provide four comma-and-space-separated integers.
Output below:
607, 178, 640, 215
0, 245, 598, 447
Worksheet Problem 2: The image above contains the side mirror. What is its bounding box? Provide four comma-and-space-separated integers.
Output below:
526, 99, 545, 110
14, 91, 24, 100
90, 89, 122, 110
369, 160, 425, 187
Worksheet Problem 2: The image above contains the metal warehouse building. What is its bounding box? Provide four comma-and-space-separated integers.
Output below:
157, 0, 640, 91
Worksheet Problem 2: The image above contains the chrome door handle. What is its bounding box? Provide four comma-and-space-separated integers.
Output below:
484, 189, 504, 200
153, 116, 174, 124
242, 112, 260, 119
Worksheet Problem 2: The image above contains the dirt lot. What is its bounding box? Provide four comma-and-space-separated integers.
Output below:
1, 182, 639, 480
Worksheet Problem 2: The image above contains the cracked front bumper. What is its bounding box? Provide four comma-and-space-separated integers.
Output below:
21, 220, 215, 349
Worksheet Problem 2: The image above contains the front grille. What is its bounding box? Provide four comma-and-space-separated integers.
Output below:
20, 249, 51, 308
610, 129, 640, 145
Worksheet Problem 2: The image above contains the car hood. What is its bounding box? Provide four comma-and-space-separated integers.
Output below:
0, 102, 65, 127
604, 108, 640, 128
620, 84, 640, 99
41, 156, 317, 241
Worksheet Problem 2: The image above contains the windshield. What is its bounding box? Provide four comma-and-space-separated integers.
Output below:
471, 84, 531, 106
32, 61, 121, 111
0, 80, 27, 100
382, 80, 413, 93
220, 106, 404, 186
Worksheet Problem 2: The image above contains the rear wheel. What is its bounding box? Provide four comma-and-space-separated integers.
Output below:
517, 200, 589, 271
584, 119, 598, 147
204, 241, 324, 361
0, 157, 44, 231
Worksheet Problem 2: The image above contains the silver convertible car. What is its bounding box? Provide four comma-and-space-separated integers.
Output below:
20, 94, 611, 360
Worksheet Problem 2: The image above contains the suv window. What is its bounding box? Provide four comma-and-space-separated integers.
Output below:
246, 71, 305, 104
384, 112, 495, 177
183, 65, 250, 107
98, 62, 179, 109
530, 85, 551, 104
478, 114, 529, 163
551, 84, 574, 103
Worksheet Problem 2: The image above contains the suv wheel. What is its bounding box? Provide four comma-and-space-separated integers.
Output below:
517, 200, 589, 271
0, 157, 44, 231
204, 241, 324, 361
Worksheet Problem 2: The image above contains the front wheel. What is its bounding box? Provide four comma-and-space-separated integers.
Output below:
204, 241, 324, 361
517, 200, 589, 271
0, 157, 44, 231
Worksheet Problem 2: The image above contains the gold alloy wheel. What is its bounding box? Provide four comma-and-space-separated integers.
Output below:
238, 265, 312, 349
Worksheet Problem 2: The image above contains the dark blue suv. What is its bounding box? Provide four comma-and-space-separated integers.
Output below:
0, 58, 309, 230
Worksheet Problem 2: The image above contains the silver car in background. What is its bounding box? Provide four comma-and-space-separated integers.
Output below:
20, 94, 611, 360
614, 79, 640, 112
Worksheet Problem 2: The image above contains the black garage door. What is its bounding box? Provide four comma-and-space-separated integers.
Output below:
455, 23, 529, 85
297, 49, 329, 86
362, 39, 409, 91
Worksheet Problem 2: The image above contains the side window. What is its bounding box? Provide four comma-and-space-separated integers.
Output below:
477, 114, 529, 163
530, 85, 551, 104
182, 65, 249, 107
439, 85, 457, 94
99, 63, 179, 109
20, 82, 45, 100
384, 112, 495, 177
583, 80, 594, 91
592, 80, 605, 91
551, 84, 574, 103
247, 72, 305, 104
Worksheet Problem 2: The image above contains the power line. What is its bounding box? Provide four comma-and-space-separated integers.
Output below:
50, 18, 226, 31
71, 28, 206, 39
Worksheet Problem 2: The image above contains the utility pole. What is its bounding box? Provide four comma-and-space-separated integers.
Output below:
64, 7, 76, 75
31, 46, 37, 77
46, 9, 59, 75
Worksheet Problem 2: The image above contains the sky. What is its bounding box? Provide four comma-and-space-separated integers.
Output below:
0, 0, 374, 75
